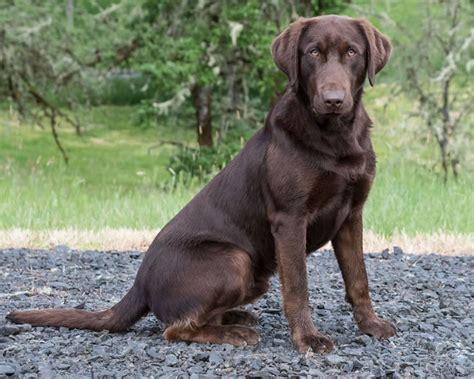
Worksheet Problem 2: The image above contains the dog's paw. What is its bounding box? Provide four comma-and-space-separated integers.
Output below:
358, 316, 396, 339
230, 326, 260, 346
293, 332, 335, 353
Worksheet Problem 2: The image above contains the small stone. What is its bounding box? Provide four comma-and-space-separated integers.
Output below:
372, 367, 383, 377
146, 347, 161, 360
129, 252, 142, 259
344, 347, 363, 355
352, 360, 364, 370
419, 322, 434, 332
209, 352, 224, 364
325, 354, 346, 366
385, 368, 396, 375
455, 365, 467, 375
0, 364, 16, 376
344, 362, 353, 373
0, 325, 21, 336
49, 281, 69, 290
165, 354, 178, 366
309, 368, 325, 376
355, 335, 373, 346
56, 363, 71, 370
92, 346, 108, 359
193, 352, 208, 362
393, 246, 404, 255
188, 365, 203, 374
251, 357, 263, 370
55, 245, 71, 254
18, 324, 32, 332
398, 323, 411, 332
381, 249, 390, 259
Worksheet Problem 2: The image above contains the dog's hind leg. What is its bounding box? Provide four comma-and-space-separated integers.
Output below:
221, 309, 258, 326
215, 277, 270, 326
154, 247, 260, 346
164, 323, 259, 346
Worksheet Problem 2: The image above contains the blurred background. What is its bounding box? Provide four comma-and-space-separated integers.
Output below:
0, 0, 472, 248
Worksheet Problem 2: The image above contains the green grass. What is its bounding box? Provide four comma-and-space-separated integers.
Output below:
365, 162, 473, 234
0, 95, 472, 235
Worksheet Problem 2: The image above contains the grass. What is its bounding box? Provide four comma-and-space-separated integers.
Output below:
0, 106, 196, 229
0, 88, 472, 238
365, 162, 472, 234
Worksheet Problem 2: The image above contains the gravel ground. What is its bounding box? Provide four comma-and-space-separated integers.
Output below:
0, 247, 472, 378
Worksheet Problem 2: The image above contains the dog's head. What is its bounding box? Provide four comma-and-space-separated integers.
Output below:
272, 15, 391, 116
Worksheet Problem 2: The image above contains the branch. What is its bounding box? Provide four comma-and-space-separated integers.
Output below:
453, 102, 474, 128
94, 3, 123, 21
16, 17, 52, 38
16, 73, 80, 162
49, 110, 69, 164
26, 84, 81, 135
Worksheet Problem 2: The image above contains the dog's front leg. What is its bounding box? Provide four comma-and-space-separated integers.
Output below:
270, 213, 335, 353
332, 212, 396, 339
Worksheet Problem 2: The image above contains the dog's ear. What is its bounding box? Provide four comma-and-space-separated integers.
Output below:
271, 18, 307, 91
357, 19, 392, 86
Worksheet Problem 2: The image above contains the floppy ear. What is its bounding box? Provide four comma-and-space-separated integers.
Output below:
271, 18, 307, 92
357, 19, 392, 86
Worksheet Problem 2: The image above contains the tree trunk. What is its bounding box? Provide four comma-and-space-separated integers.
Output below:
227, 64, 239, 114
301, 0, 314, 16
191, 85, 213, 147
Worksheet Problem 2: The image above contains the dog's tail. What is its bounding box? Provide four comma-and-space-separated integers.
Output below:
6, 284, 148, 332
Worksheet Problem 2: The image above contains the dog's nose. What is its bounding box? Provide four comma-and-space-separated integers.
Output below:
323, 91, 345, 108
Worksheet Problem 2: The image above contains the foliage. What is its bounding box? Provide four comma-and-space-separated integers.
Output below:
167, 136, 245, 186
132, 0, 350, 145
354, 0, 473, 181
0, 0, 472, 182
398, 1, 473, 182
0, 0, 144, 161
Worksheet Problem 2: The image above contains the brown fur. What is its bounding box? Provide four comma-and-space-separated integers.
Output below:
6, 15, 396, 352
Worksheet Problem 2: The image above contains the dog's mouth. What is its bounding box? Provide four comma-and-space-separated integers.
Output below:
311, 107, 344, 116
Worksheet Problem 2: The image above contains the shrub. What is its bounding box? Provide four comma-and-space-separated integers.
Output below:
167, 138, 244, 186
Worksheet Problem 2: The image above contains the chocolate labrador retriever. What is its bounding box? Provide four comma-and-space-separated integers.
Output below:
7, 15, 396, 353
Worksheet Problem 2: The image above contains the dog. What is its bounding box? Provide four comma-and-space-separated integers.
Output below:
7, 15, 396, 353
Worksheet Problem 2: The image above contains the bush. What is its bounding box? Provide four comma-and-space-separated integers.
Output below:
167, 138, 244, 186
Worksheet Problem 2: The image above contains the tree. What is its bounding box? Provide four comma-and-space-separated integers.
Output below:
403, 1, 473, 181
369, 0, 473, 182
0, 0, 143, 162
1, 0, 351, 157
138, 1, 224, 147
137, 0, 350, 147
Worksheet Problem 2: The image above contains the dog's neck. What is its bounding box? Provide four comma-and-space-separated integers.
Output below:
268, 86, 372, 158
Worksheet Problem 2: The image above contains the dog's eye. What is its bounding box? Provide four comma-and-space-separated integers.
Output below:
309, 48, 320, 57
347, 48, 357, 57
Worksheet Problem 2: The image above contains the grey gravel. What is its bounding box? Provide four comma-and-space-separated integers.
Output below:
0, 248, 473, 377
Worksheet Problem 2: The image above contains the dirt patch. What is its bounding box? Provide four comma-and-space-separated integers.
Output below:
0, 228, 472, 255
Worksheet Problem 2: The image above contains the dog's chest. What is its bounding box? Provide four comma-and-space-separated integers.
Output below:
305, 171, 371, 251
